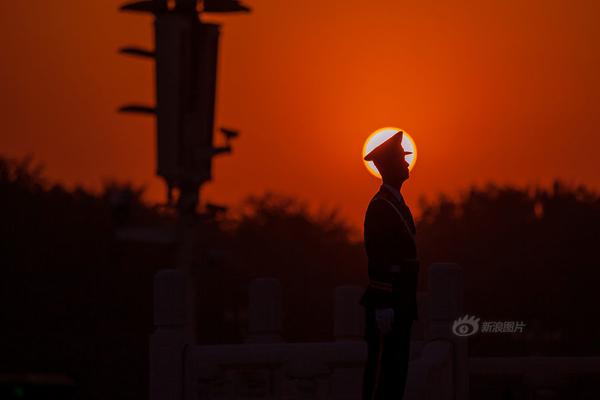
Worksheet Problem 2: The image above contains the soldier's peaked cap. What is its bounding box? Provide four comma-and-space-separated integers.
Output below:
364, 130, 412, 162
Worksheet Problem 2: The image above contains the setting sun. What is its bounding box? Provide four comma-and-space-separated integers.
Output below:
362, 127, 417, 178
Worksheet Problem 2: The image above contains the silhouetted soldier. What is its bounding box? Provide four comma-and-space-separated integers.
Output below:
361, 131, 419, 400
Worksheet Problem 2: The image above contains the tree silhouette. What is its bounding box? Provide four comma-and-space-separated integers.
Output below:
418, 183, 600, 355
1, 155, 599, 400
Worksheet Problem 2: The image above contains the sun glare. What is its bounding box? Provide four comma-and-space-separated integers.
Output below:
362, 127, 417, 179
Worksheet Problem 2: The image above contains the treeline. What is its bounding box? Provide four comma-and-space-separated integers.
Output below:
1, 156, 599, 399
417, 183, 600, 356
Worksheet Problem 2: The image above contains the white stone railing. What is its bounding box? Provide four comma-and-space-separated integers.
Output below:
469, 356, 600, 398
150, 264, 468, 400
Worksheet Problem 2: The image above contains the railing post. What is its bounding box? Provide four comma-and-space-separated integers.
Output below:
428, 263, 469, 400
150, 269, 187, 400
334, 285, 364, 341
246, 278, 283, 343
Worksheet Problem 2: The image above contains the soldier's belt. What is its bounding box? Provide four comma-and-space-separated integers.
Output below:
387, 259, 419, 273
368, 260, 419, 292
368, 279, 393, 292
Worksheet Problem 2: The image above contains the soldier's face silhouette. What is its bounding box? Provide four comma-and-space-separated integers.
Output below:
375, 153, 410, 184
400, 155, 410, 180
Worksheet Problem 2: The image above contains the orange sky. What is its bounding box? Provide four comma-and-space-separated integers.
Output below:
1, 0, 599, 229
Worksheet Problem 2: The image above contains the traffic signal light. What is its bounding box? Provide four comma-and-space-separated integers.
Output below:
119, 0, 250, 199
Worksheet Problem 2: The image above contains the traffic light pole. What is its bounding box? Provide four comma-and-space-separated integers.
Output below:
119, 0, 250, 341
175, 182, 200, 340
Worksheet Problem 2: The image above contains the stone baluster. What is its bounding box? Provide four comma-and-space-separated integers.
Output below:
150, 269, 188, 400
246, 278, 283, 343
334, 285, 364, 341
428, 263, 469, 400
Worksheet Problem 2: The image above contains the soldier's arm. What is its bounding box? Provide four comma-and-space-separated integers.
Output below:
365, 199, 418, 303
364, 200, 404, 309
365, 199, 413, 265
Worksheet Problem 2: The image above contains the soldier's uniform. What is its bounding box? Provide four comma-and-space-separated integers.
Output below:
361, 132, 419, 400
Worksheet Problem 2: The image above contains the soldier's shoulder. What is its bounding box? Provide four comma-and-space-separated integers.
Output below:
367, 188, 388, 204
365, 192, 398, 221
368, 188, 396, 208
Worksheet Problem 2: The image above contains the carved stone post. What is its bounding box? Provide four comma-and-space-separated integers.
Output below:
150, 269, 188, 400
334, 285, 364, 341
428, 263, 469, 400
246, 278, 283, 343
